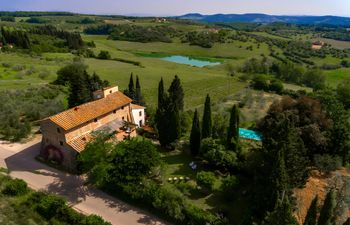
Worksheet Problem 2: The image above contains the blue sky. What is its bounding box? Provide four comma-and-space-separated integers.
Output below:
2, 0, 350, 17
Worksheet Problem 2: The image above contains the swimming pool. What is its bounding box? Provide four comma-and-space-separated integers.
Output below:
239, 128, 262, 141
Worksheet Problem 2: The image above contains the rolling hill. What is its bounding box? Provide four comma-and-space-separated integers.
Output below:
177, 13, 350, 25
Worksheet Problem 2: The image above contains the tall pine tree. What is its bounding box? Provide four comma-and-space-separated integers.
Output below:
227, 104, 240, 151
190, 109, 201, 156
202, 94, 212, 139
135, 75, 145, 106
318, 190, 336, 225
168, 75, 184, 111
303, 196, 318, 225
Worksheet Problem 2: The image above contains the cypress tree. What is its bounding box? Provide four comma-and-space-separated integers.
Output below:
168, 102, 181, 142
303, 196, 318, 225
158, 78, 165, 109
273, 150, 289, 202
128, 73, 135, 100
202, 94, 212, 139
135, 75, 145, 106
318, 190, 336, 225
156, 78, 168, 146
263, 196, 299, 225
190, 109, 201, 156
168, 75, 184, 111
283, 123, 310, 188
227, 104, 240, 151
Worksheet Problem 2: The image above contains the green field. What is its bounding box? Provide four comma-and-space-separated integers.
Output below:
1, 16, 350, 109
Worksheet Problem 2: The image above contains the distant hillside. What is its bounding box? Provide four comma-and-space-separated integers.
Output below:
177, 13, 350, 26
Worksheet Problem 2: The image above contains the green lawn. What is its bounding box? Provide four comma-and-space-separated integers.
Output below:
82, 35, 250, 109
325, 68, 350, 87
160, 148, 249, 224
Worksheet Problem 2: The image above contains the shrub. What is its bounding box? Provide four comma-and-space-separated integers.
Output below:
83, 215, 112, 225
2, 178, 28, 196
15, 71, 25, 79
152, 186, 186, 221
204, 148, 238, 170
32, 192, 67, 219
12, 65, 26, 71
2, 62, 12, 68
97, 50, 111, 60
175, 181, 196, 196
251, 75, 269, 91
221, 175, 239, 193
38, 71, 50, 80
196, 171, 216, 192
184, 204, 222, 225
200, 138, 225, 155
314, 154, 342, 174
269, 79, 284, 94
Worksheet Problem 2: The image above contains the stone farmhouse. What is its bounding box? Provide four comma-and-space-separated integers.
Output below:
39, 86, 145, 171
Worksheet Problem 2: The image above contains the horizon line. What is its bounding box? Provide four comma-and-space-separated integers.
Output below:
1, 10, 350, 18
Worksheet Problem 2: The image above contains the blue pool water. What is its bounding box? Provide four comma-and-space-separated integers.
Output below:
160, 55, 221, 67
239, 128, 262, 141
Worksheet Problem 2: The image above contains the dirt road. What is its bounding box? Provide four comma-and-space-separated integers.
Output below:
0, 136, 168, 225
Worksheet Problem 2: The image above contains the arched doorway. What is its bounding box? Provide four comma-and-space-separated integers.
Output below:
42, 145, 64, 164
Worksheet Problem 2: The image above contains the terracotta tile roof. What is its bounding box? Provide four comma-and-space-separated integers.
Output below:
131, 103, 146, 110
48, 91, 132, 131
67, 129, 135, 152
67, 133, 93, 152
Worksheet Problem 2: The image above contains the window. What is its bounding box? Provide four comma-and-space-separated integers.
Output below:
113, 110, 116, 114
139, 111, 142, 117
139, 120, 143, 127
109, 90, 112, 94
57, 128, 61, 133
94, 118, 98, 122
59, 141, 63, 146
122, 116, 125, 121
121, 106, 124, 110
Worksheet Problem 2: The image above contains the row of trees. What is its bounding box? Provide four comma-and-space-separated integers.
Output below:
0, 25, 85, 51
303, 190, 350, 225
182, 31, 226, 48
31, 25, 84, 50
189, 94, 241, 172
0, 26, 31, 49
241, 57, 326, 90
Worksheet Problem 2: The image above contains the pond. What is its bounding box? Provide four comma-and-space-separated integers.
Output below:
160, 55, 221, 67
239, 128, 263, 141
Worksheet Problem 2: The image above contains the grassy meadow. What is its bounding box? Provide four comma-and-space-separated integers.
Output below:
0, 16, 350, 109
